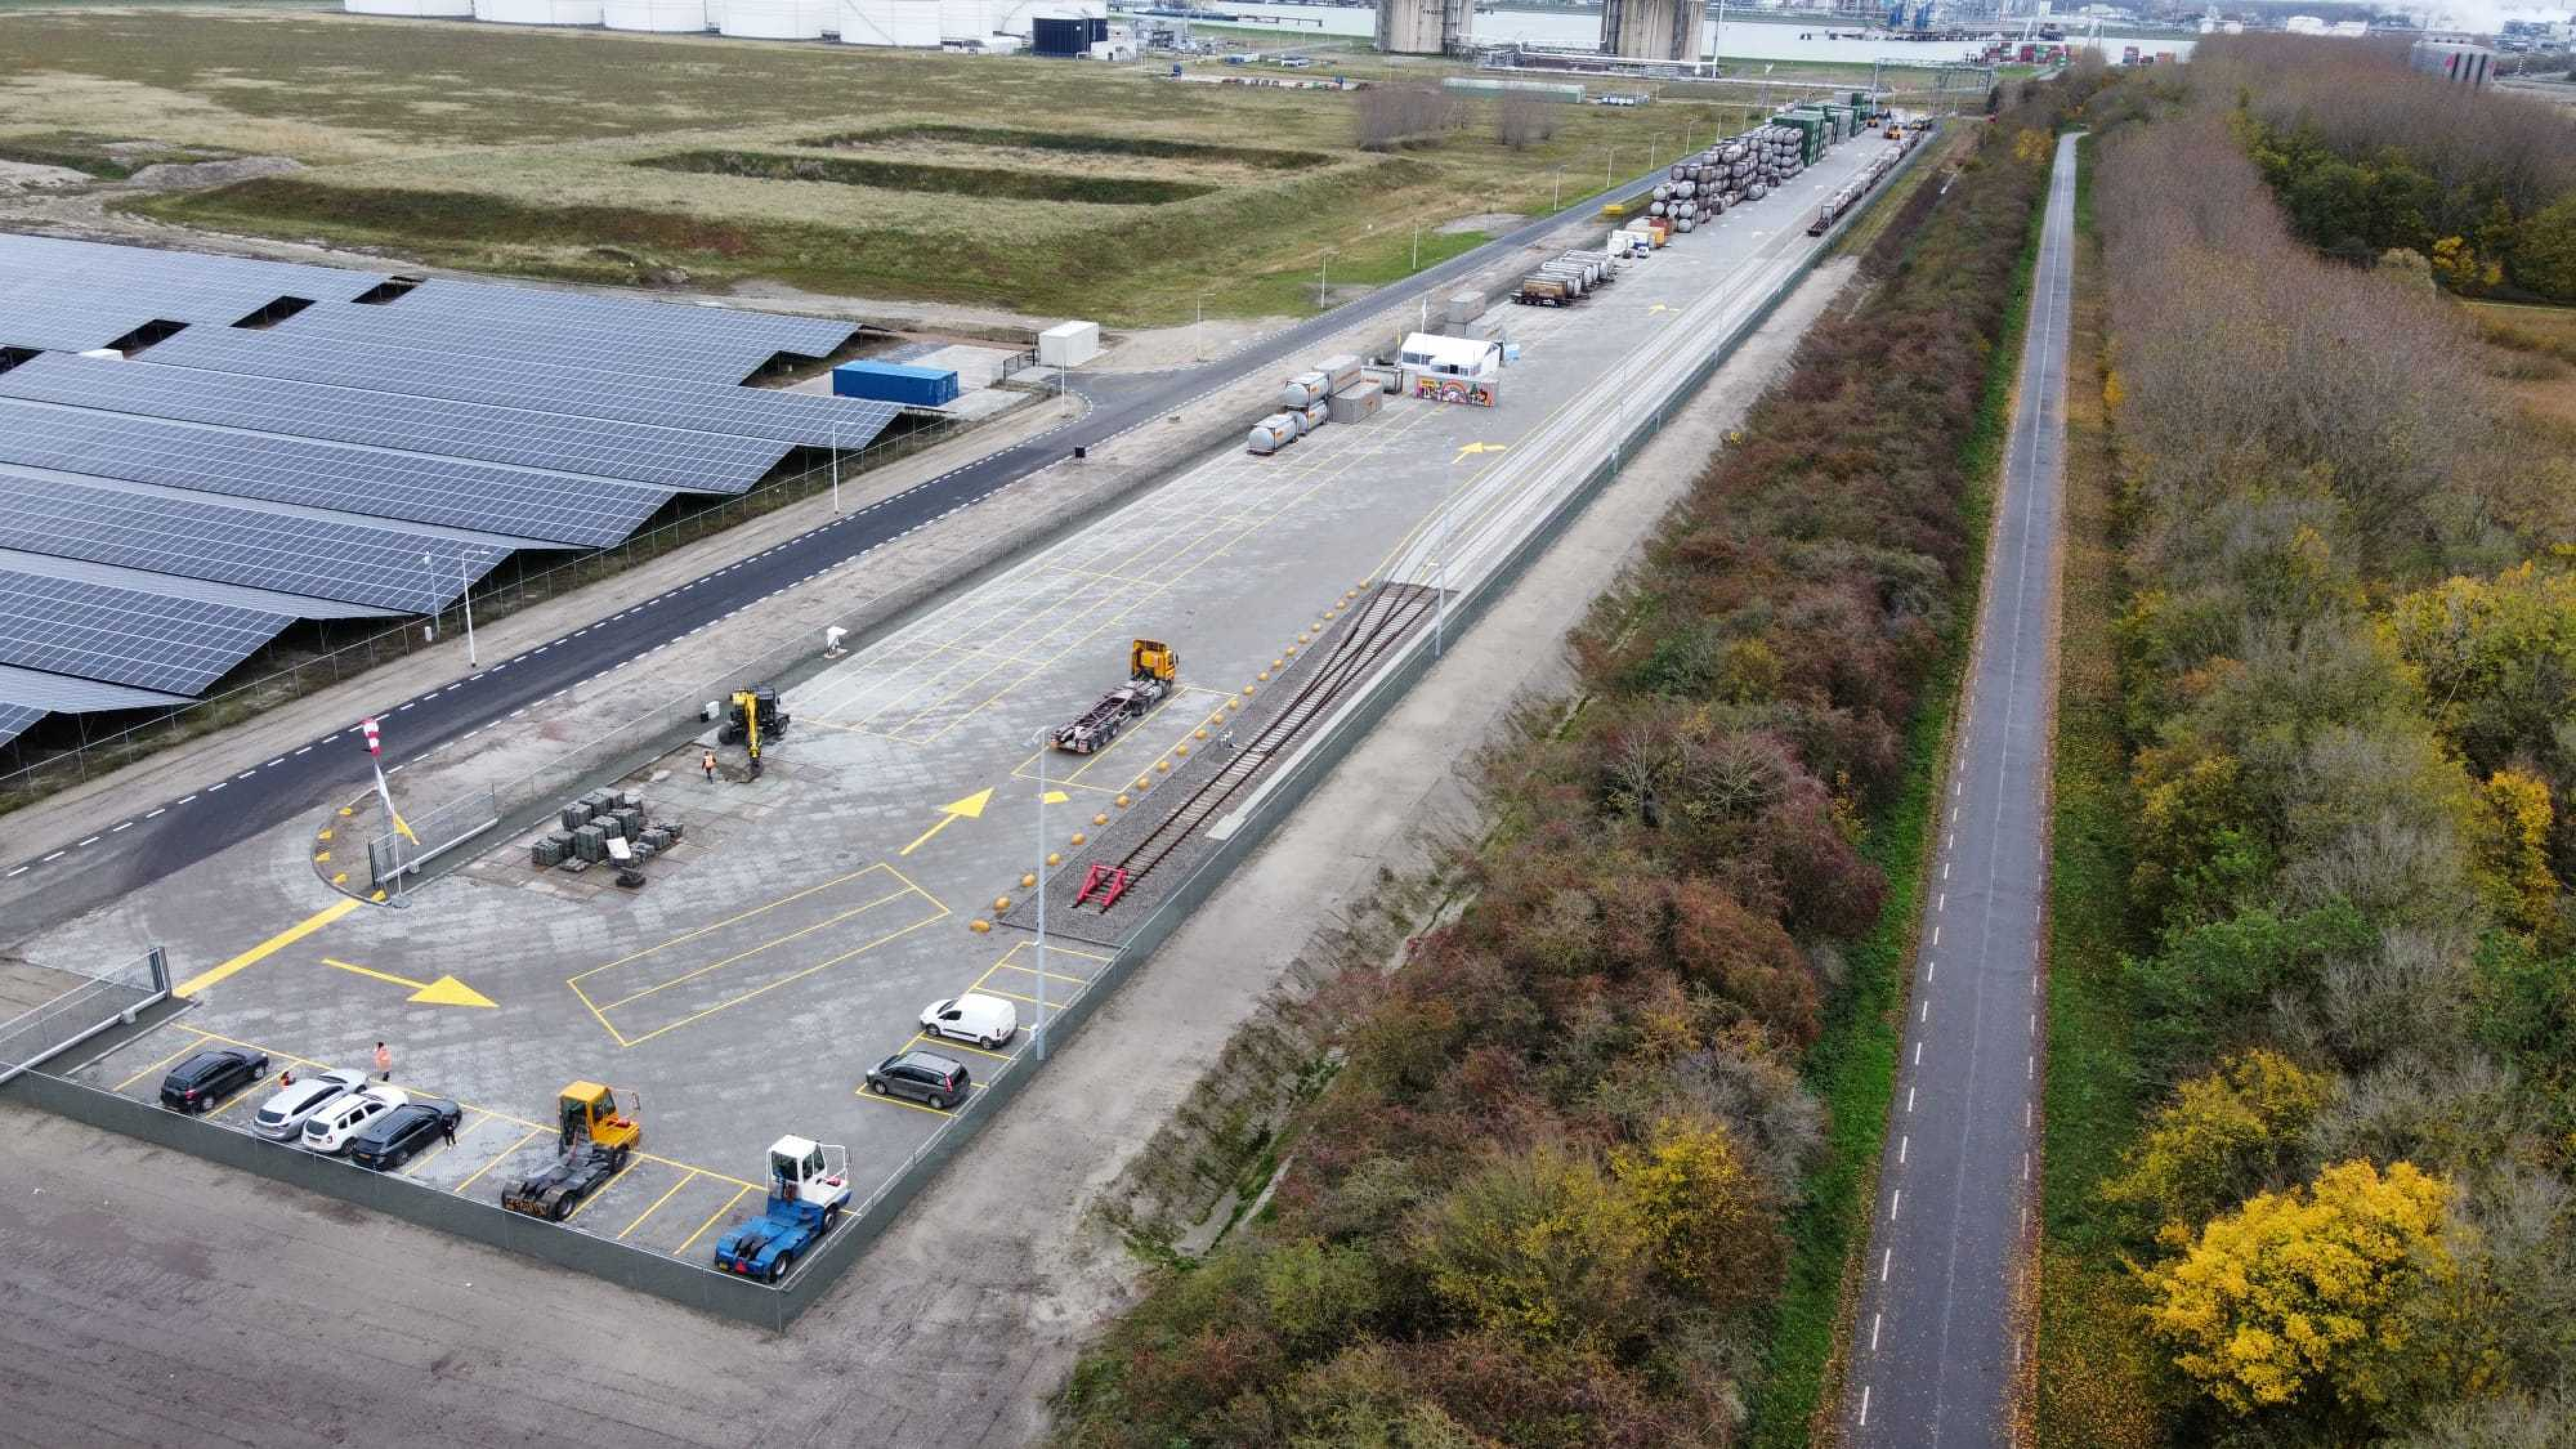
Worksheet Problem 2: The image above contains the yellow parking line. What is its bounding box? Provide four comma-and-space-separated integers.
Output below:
985, 960, 1094, 988
454, 1127, 543, 1196
583, 883, 918, 1012
674, 1184, 754, 1258
112, 1034, 213, 1094
617, 1168, 700, 1242
969, 985, 1048, 1007
641, 1153, 758, 1194
908, 1032, 1014, 1063
562, 1154, 641, 1223
397, 1107, 483, 1179
1002, 938, 1110, 964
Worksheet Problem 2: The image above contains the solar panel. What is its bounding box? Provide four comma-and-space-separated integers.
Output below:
0, 702, 40, 752
0, 399, 669, 548
1, 352, 790, 495
0, 470, 510, 614
0, 567, 290, 696
397, 278, 855, 356
0, 297, 167, 354
140, 325, 903, 449
0, 233, 387, 304
273, 304, 791, 386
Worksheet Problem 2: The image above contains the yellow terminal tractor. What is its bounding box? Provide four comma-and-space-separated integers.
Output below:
502, 1082, 642, 1221
1052, 639, 1178, 753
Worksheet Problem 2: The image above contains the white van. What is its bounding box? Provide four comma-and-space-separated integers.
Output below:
919, 993, 1019, 1050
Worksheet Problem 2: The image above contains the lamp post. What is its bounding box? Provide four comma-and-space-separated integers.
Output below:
1553, 166, 1563, 210
1317, 249, 1334, 309
1031, 728, 1052, 1062
1195, 293, 1208, 361
457, 550, 478, 668
419, 553, 437, 645
830, 420, 841, 514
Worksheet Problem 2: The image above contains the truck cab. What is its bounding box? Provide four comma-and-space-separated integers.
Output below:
558, 1081, 641, 1164
712, 1136, 853, 1282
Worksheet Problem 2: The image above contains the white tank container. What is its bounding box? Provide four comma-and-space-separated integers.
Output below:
720, 0, 824, 36
473, 0, 604, 20
838, 0, 938, 43
347, 0, 475, 15
604, 0, 708, 28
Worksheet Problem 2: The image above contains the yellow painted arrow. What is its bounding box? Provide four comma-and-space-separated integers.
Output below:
323, 957, 497, 1009
1452, 441, 1509, 464
900, 787, 995, 856
1042, 789, 1070, 805
1647, 302, 1674, 315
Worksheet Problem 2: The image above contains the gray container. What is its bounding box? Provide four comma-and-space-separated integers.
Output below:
1444, 289, 1485, 326
1327, 383, 1382, 424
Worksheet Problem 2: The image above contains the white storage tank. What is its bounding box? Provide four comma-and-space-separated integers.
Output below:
347, 0, 475, 14
473, 0, 604, 20
720, 0, 825, 36
838, 0, 939, 44
604, 0, 708, 29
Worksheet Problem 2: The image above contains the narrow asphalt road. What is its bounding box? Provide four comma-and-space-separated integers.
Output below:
1844, 130, 2077, 1446
0, 174, 1665, 937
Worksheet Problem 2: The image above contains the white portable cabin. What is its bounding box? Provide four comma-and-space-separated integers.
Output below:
1038, 320, 1101, 368
838, 0, 940, 43
1399, 331, 1503, 408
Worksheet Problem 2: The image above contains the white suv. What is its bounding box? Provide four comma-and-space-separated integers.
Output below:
301, 1085, 410, 1154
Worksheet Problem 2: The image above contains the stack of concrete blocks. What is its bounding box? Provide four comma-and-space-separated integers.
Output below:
532, 831, 574, 868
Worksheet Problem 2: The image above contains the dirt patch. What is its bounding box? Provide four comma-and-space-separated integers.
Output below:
811, 124, 1334, 171
125, 155, 301, 190
1438, 210, 1524, 234
634, 149, 1218, 207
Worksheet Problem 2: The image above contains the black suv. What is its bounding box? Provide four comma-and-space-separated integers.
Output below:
865, 1051, 971, 1111
349, 1100, 464, 1172
159, 1046, 270, 1113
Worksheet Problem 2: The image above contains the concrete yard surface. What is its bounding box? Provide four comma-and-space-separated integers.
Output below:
0, 232, 1869, 1449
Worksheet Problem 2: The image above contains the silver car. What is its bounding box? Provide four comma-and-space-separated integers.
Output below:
249, 1068, 369, 1142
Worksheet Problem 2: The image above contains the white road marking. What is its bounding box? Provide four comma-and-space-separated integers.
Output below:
1859, 1387, 1872, 1427
1871, 1314, 1883, 1353
1899, 1135, 1909, 1164
1907, 1087, 1916, 1113
76, 836, 98, 848
1914, 1041, 1923, 1066
1891, 1188, 1902, 1219
110, 822, 131, 833
1881, 1249, 1893, 1282
145, 808, 164, 820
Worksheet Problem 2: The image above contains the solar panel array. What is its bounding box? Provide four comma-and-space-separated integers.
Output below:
0, 704, 41, 753
0, 235, 904, 750
0, 400, 669, 548
0, 567, 289, 697
142, 325, 902, 448
0, 471, 507, 614
0, 352, 791, 495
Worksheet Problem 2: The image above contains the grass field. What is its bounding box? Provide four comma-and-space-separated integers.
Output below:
0, 5, 1762, 321
2470, 298, 2576, 428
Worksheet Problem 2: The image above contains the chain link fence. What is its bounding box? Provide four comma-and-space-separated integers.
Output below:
0, 415, 967, 814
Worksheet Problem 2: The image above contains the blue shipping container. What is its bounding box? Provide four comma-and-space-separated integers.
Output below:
832, 360, 961, 407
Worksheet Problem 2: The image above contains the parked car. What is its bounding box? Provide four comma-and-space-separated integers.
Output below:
158, 1046, 270, 1113
249, 1067, 370, 1142
301, 1084, 410, 1154
918, 993, 1018, 1050
348, 1100, 464, 1172
865, 1051, 971, 1111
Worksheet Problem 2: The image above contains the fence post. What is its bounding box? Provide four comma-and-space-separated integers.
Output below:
146, 946, 170, 995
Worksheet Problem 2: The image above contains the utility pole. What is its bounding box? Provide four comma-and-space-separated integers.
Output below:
1317, 249, 1333, 309
829, 419, 840, 513
1553, 166, 1563, 210
457, 552, 477, 668
1412, 221, 1420, 270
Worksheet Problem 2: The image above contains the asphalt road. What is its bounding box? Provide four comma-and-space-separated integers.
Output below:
1843, 131, 2077, 1446
0, 178, 1662, 937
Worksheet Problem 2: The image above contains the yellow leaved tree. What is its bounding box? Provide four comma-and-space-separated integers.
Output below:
2137, 1160, 2481, 1419
2100, 1048, 2337, 1245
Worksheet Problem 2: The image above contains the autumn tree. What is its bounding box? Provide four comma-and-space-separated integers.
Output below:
2102, 1049, 2339, 1242
1611, 1115, 1784, 1313
2138, 1160, 2473, 1422
1414, 1144, 1653, 1352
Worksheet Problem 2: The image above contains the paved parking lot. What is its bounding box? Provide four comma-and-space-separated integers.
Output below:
30, 135, 1908, 1283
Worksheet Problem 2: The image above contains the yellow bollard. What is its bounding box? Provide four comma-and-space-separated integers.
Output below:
1071, 832, 1086, 845
1175, 744, 1189, 757
1115, 794, 1131, 808
1047, 851, 1062, 866
1157, 760, 1171, 773
970, 919, 992, 934
1093, 812, 1109, 826
994, 896, 1012, 912
1021, 872, 1037, 889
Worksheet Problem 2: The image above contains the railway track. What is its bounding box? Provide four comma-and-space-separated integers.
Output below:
1094, 582, 1438, 905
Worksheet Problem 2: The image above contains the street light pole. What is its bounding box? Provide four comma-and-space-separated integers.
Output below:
1553, 167, 1563, 210
830, 420, 841, 514
1317, 250, 1332, 309
457, 553, 477, 668
1412, 221, 1420, 270
419, 553, 437, 645
1032, 729, 1051, 1062
1195, 293, 1206, 361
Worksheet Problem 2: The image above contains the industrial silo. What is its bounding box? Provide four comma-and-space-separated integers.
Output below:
1376, 0, 1469, 55
719, 0, 826, 36
1600, 0, 1705, 60
346, 0, 475, 15
604, 0, 708, 29
838, 0, 939, 43
472, 0, 605, 21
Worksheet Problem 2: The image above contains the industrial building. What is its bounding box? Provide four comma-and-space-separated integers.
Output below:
1600, 0, 1707, 62
1375, 0, 1472, 56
